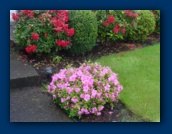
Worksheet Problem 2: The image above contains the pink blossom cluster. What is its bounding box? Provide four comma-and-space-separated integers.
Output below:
48, 62, 123, 118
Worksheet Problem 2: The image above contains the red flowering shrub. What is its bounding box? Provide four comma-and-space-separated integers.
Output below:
96, 10, 130, 45
125, 10, 156, 41
96, 10, 156, 43
13, 10, 75, 54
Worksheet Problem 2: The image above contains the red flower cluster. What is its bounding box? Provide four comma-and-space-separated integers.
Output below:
25, 45, 37, 53
124, 10, 138, 18
113, 24, 121, 33
113, 24, 126, 34
102, 21, 109, 27
107, 15, 115, 23
56, 39, 71, 47
31, 33, 39, 40
50, 10, 74, 47
66, 28, 75, 37
21, 10, 34, 18
102, 15, 115, 27
12, 13, 20, 21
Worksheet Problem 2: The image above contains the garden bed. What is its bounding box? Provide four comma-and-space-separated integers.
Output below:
11, 32, 160, 122
12, 32, 160, 83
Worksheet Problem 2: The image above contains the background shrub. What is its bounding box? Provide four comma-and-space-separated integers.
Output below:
68, 10, 98, 55
151, 10, 160, 33
96, 10, 138, 45
126, 10, 156, 41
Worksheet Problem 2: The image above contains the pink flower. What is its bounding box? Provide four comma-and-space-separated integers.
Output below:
80, 94, 85, 99
80, 108, 89, 114
67, 87, 73, 94
83, 85, 89, 93
97, 112, 101, 116
76, 70, 83, 76
108, 111, 113, 115
98, 106, 104, 111
91, 89, 97, 98
71, 98, 78, 103
78, 111, 83, 115
104, 84, 110, 92
117, 85, 123, 91
53, 94, 56, 99
61, 98, 65, 103
114, 79, 119, 86
108, 73, 117, 82
69, 74, 77, 82
83, 94, 90, 102
75, 88, 80, 93
91, 107, 97, 113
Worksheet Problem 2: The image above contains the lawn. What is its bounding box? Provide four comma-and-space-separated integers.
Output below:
96, 44, 160, 122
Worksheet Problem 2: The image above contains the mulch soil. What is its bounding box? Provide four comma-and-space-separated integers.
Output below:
11, 32, 160, 122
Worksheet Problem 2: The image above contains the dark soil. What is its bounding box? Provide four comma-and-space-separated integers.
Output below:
11, 32, 160, 122
76, 101, 147, 122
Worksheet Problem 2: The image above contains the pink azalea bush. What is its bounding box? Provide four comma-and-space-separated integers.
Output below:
48, 62, 123, 118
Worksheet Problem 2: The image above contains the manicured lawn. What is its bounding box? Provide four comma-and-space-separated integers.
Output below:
96, 44, 160, 122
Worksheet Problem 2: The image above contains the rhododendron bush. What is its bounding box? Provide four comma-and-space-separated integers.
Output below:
13, 10, 75, 54
48, 63, 123, 118
96, 10, 138, 45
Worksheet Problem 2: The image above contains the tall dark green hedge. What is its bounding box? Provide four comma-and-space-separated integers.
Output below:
68, 10, 98, 55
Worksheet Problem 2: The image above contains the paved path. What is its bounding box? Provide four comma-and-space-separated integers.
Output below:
10, 49, 40, 88
10, 86, 73, 122
10, 49, 73, 122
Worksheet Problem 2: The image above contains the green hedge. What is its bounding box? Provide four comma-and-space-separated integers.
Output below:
68, 10, 98, 55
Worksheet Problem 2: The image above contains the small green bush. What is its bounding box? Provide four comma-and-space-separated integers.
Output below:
68, 10, 98, 55
126, 10, 156, 41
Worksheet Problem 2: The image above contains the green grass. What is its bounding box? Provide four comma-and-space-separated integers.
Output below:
96, 44, 160, 122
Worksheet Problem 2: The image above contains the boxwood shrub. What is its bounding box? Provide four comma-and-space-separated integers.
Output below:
68, 10, 98, 55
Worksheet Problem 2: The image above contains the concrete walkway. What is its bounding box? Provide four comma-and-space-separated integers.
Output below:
10, 86, 72, 122
10, 49, 40, 88
10, 50, 73, 122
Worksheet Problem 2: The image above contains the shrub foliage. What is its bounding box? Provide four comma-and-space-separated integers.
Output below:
68, 10, 98, 55
48, 63, 123, 118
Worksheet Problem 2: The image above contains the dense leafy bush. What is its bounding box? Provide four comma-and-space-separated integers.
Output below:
96, 10, 138, 44
68, 10, 98, 55
126, 10, 156, 41
13, 10, 75, 54
151, 10, 160, 33
48, 62, 123, 118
